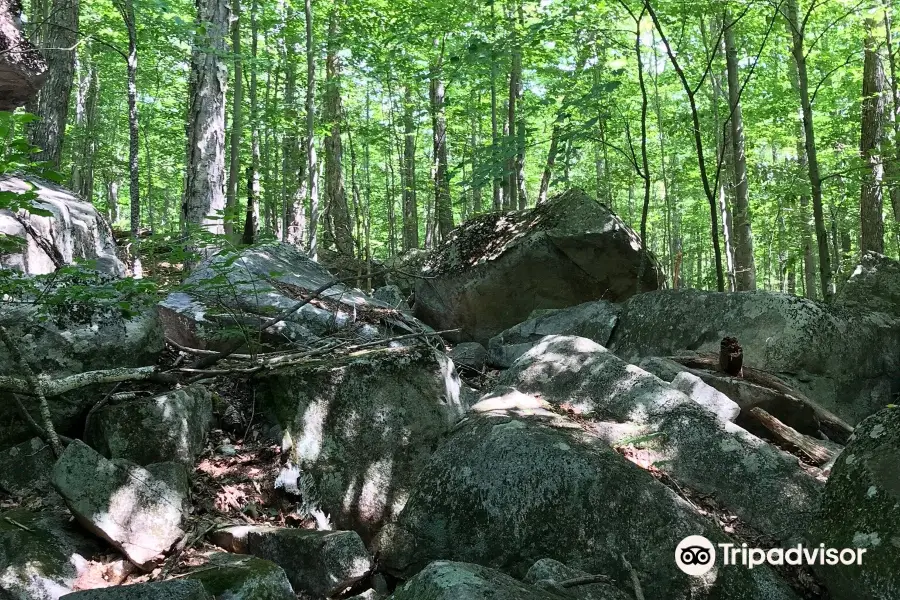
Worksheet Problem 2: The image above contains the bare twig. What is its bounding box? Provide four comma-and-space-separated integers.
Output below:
621, 554, 646, 600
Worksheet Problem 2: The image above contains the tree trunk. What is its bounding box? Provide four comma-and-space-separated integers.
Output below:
537, 121, 560, 205
305, 0, 319, 259
883, 5, 900, 227
183, 0, 229, 235
283, 7, 306, 248
29, 0, 78, 168
402, 84, 418, 250
860, 17, 886, 254
490, 0, 502, 211
724, 10, 756, 290
117, 0, 139, 242
74, 56, 98, 202
471, 102, 483, 214
784, 0, 832, 300
430, 51, 453, 242
322, 2, 354, 257
225, 0, 243, 237
106, 179, 119, 224
242, 0, 260, 245
506, 2, 522, 210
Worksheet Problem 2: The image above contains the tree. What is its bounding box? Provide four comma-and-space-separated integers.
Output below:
430, 40, 453, 242
305, 0, 319, 258
859, 17, 885, 254
225, 0, 243, 238
402, 84, 418, 250
183, 0, 230, 234
242, 0, 260, 245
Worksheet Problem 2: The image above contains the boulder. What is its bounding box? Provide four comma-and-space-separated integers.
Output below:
0, 509, 100, 600
448, 342, 488, 373
523, 559, 632, 600
413, 190, 662, 345
0, 177, 124, 276
0, 301, 164, 449
376, 392, 796, 599
184, 553, 295, 600
247, 528, 371, 597
835, 251, 900, 317
808, 407, 900, 600
383, 249, 430, 297
0, 1, 47, 110
610, 289, 900, 425
487, 300, 620, 368
372, 285, 408, 310
208, 525, 273, 554
498, 336, 822, 543
159, 242, 425, 353
388, 561, 560, 600
50, 441, 189, 570
254, 346, 468, 540
671, 371, 741, 423
85, 386, 213, 466
0, 437, 58, 500
60, 580, 211, 600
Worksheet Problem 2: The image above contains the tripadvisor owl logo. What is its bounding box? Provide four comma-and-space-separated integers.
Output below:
675, 535, 716, 576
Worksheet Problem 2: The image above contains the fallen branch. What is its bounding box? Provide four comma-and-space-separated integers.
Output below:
621, 553, 645, 600
0, 365, 170, 398
748, 407, 836, 466
559, 573, 614, 588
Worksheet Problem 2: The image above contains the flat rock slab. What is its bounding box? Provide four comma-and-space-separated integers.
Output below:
185, 553, 295, 600
389, 561, 560, 600
671, 371, 741, 422
50, 440, 189, 570
86, 386, 212, 466
0, 509, 101, 600
208, 525, 273, 554
248, 528, 372, 597
61, 580, 211, 599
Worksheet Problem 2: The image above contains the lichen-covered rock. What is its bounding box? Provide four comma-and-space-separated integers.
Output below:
835, 251, 900, 317
487, 300, 620, 368
247, 528, 371, 597
610, 289, 900, 424
0, 1, 47, 111
499, 336, 822, 544
208, 525, 273, 554
0, 302, 164, 449
0, 177, 124, 275
388, 561, 560, 600
523, 559, 631, 600
50, 441, 189, 570
372, 285, 408, 310
254, 346, 468, 540
86, 386, 213, 466
0, 509, 101, 600
60, 580, 212, 600
808, 407, 900, 600
377, 393, 796, 599
671, 371, 741, 423
185, 553, 295, 600
0, 437, 58, 500
448, 342, 488, 373
413, 190, 662, 345
159, 242, 425, 353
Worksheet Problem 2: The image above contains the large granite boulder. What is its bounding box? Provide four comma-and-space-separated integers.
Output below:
159, 242, 426, 353
523, 559, 632, 600
610, 289, 900, 425
0, 1, 47, 111
184, 553, 295, 600
498, 336, 822, 543
50, 441, 189, 570
0, 508, 101, 600
61, 580, 211, 600
376, 392, 797, 599
0, 177, 124, 276
254, 346, 468, 540
808, 407, 900, 600
85, 386, 213, 466
413, 190, 662, 345
387, 561, 560, 600
835, 251, 900, 317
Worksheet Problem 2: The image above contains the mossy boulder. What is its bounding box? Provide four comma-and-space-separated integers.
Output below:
387, 561, 560, 600
808, 407, 900, 600
523, 558, 632, 600
60, 580, 211, 599
413, 189, 662, 345
254, 345, 468, 540
185, 553, 295, 600
0, 508, 101, 600
609, 289, 900, 424
376, 392, 797, 599
835, 251, 900, 317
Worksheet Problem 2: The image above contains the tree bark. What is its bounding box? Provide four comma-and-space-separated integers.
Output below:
183, 0, 230, 235
860, 17, 886, 254
783, 0, 833, 300
490, 0, 502, 210
430, 48, 453, 242
506, 1, 523, 210
73, 55, 98, 202
242, 0, 260, 245
402, 84, 419, 250
883, 5, 900, 227
29, 0, 77, 168
724, 10, 756, 290
305, 0, 319, 258
225, 0, 243, 238
283, 6, 306, 248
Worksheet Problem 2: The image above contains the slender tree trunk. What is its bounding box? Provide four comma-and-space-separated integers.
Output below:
242, 0, 260, 245
471, 100, 483, 214
430, 49, 453, 242
724, 10, 756, 289
183, 0, 229, 235
106, 179, 119, 224
860, 17, 886, 254
506, 1, 522, 210
282, 6, 306, 248
74, 56, 98, 202
538, 122, 560, 205
305, 0, 319, 258
783, 0, 833, 300
29, 0, 78, 167
322, 1, 353, 256
402, 84, 418, 250
225, 0, 243, 237
490, 0, 502, 210
883, 5, 900, 227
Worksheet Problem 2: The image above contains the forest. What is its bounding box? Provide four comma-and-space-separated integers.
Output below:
9, 0, 900, 297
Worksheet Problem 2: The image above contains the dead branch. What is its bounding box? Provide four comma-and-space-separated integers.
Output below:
621, 554, 645, 600
559, 573, 614, 588
748, 407, 836, 466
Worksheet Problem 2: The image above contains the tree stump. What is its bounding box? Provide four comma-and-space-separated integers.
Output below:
719, 336, 743, 377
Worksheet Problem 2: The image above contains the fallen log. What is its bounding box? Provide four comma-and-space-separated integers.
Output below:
748, 407, 837, 466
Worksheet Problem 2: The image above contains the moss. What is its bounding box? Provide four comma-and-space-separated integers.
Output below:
186, 554, 294, 600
